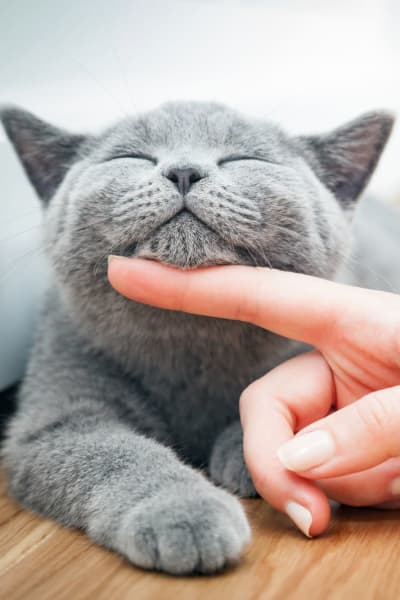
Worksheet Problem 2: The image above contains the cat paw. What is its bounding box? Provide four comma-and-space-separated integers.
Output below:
115, 484, 250, 574
209, 422, 258, 497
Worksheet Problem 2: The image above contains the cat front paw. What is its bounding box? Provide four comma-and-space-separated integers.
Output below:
209, 422, 258, 497
115, 484, 250, 575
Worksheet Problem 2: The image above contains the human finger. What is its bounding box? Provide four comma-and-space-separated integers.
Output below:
240, 351, 334, 536
277, 386, 400, 480
317, 456, 400, 507
107, 256, 375, 346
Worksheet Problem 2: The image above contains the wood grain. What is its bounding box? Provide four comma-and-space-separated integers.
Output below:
1, 470, 400, 600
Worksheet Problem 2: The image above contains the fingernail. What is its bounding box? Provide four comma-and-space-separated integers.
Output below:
108, 254, 124, 265
389, 476, 400, 496
285, 501, 312, 538
277, 430, 335, 472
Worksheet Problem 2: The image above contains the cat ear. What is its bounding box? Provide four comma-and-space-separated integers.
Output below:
299, 111, 394, 206
0, 106, 88, 204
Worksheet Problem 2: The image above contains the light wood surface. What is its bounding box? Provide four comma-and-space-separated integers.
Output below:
1, 470, 400, 600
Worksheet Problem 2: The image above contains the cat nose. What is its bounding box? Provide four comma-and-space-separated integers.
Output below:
165, 167, 203, 195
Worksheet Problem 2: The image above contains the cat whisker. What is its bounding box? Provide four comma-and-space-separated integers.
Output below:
0, 242, 49, 283
341, 252, 400, 294
1, 209, 43, 227
0, 223, 43, 245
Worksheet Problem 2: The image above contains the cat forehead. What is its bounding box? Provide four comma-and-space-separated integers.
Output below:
98, 101, 290, 153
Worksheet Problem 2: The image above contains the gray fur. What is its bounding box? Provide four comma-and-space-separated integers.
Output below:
209, 421, 257, 497
0, 101, 396, 574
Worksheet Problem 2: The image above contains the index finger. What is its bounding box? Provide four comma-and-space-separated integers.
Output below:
108, 256, 365, 345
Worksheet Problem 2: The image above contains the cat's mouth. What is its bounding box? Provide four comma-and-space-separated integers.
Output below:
120, 210, 255, 269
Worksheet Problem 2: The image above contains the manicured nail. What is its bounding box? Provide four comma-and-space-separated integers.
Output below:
285, 501, 312, 538
277, 430, 335, 472
389, 476, 400, 496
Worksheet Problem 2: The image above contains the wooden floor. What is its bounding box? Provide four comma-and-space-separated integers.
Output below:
1, 470, 400, 600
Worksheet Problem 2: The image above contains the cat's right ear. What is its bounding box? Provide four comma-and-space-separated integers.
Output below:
0, 106, 88, 204
297, 111, 394, 208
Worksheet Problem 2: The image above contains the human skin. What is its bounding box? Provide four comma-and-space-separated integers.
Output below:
108, 256, 400, 536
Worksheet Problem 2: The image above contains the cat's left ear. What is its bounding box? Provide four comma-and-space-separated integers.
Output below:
0, 105, 88, 204
298, 111, 395, 207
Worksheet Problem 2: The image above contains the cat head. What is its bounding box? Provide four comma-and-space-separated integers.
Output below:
0, 101, 393, 323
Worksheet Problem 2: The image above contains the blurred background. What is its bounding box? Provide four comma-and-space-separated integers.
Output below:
1, 0, 399, 388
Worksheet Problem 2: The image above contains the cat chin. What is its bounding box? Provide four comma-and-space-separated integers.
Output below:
131, 219, 245, 269
131, 237, 270, 269
132, 246, 241, 270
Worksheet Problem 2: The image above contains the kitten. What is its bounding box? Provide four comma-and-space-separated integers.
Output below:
0, 102, 395, 574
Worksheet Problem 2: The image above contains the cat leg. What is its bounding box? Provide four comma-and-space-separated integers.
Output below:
209, 421, 258, 498
4, 395, 250, 575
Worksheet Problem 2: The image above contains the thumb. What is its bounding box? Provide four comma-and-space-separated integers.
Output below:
277, 386, 400, 480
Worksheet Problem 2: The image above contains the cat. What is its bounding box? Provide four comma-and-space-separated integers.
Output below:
0, 101, 396, 575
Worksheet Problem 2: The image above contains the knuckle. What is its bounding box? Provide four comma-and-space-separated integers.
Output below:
239, 381, 259, 410
235, 277, 263, 325
239, 387, 255, 429
356, 391, 398, 436
239, 386, 251, 407
238, 390, 249, 417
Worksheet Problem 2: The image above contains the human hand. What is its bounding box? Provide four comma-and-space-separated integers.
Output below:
108, 257, 400, 537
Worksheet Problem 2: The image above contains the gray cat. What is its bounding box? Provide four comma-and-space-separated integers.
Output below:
0, 102, 397, 575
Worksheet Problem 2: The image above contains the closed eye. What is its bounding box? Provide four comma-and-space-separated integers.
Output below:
107, 153, 157, 165
217, 154, 271, 166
